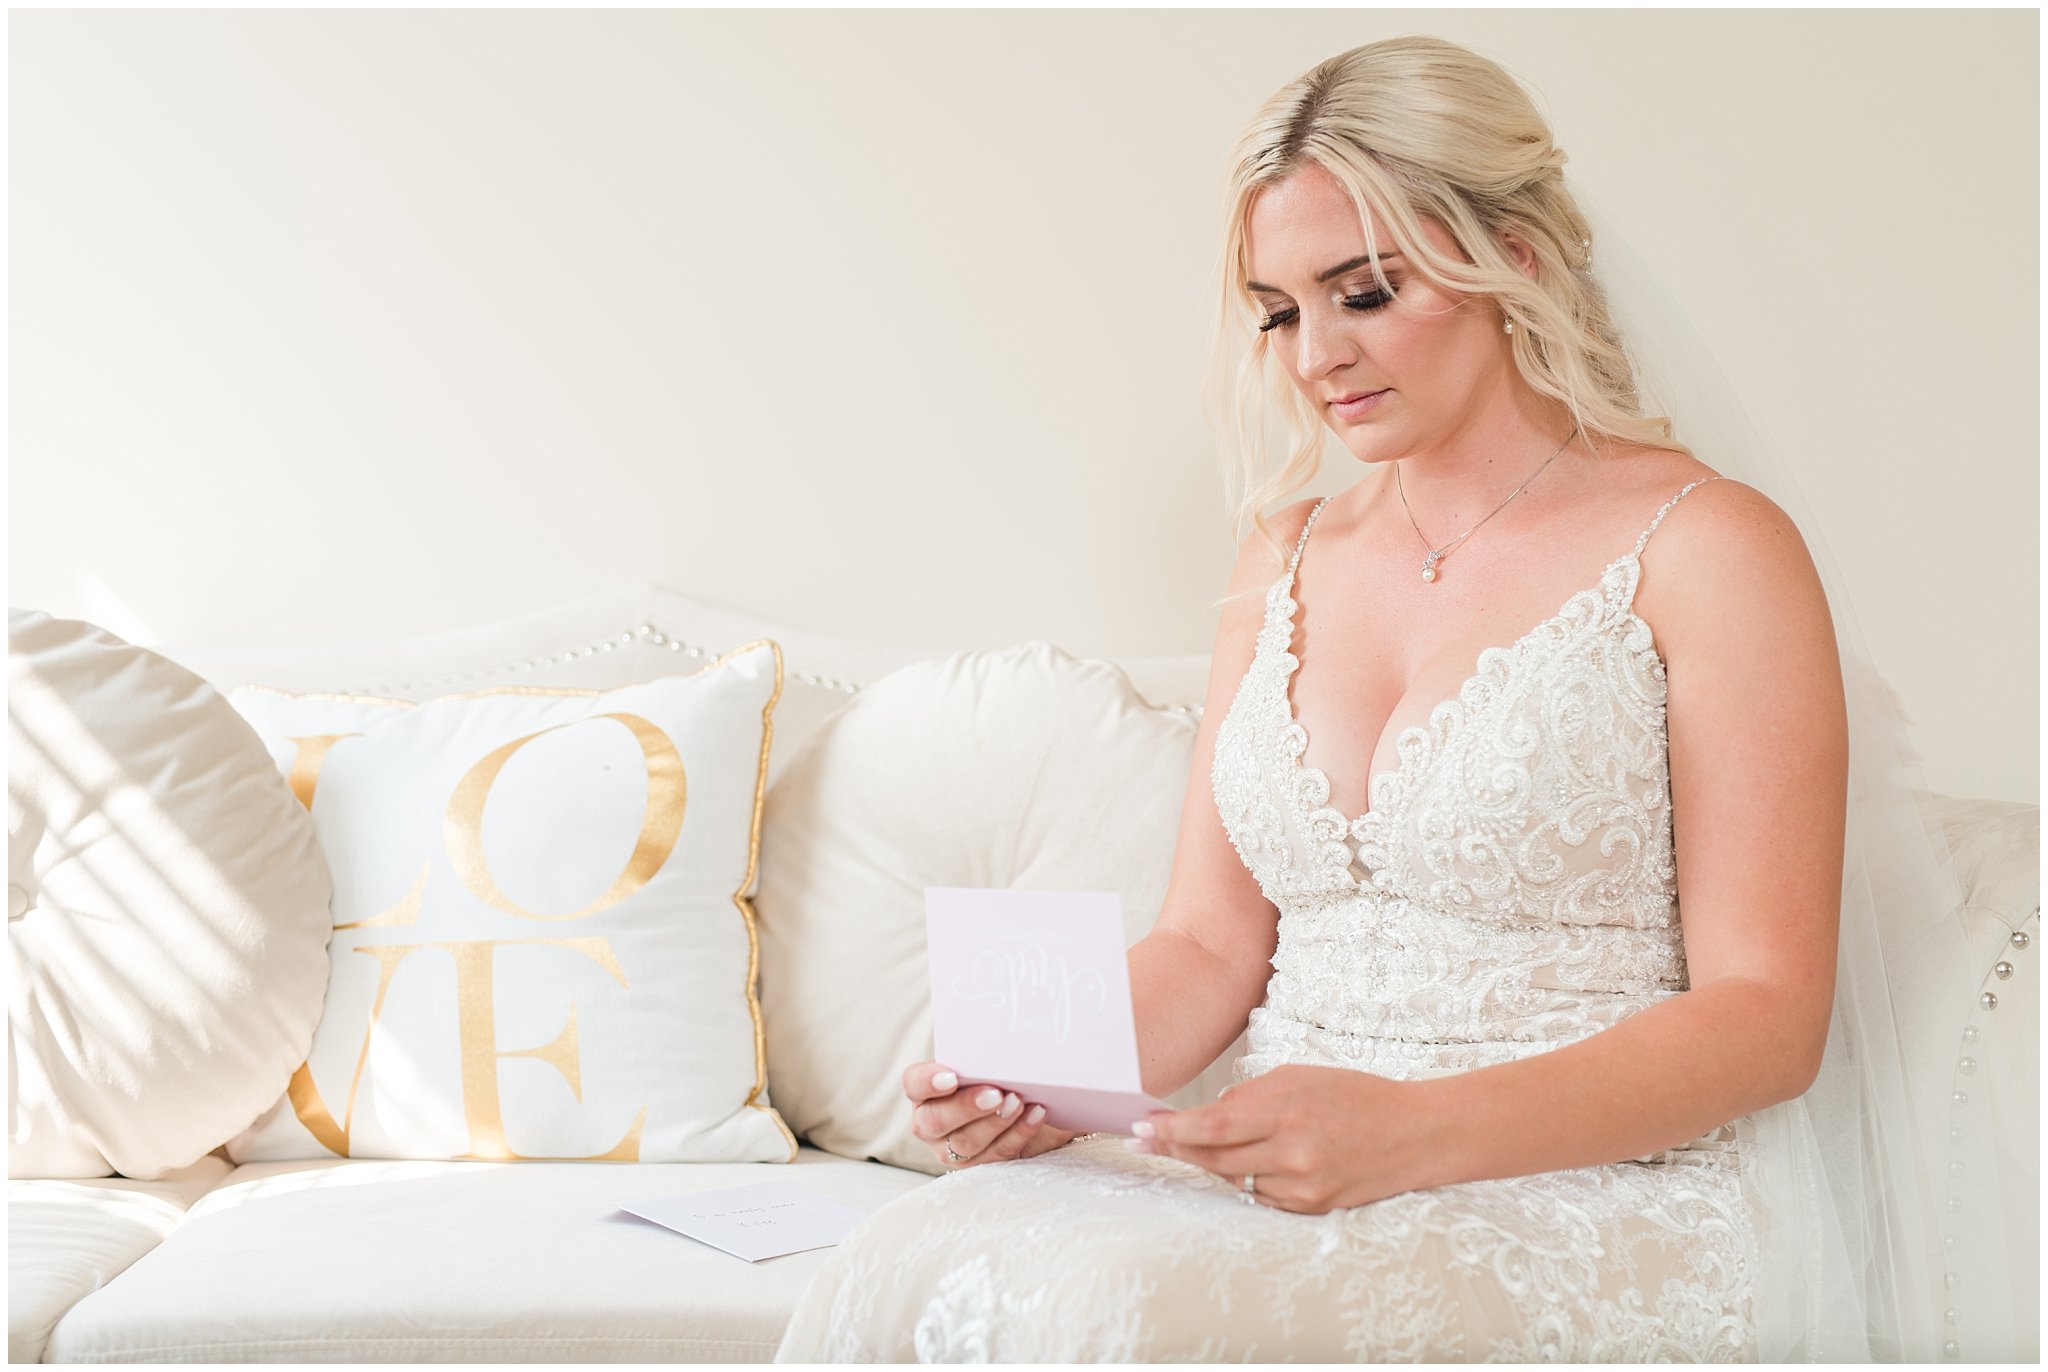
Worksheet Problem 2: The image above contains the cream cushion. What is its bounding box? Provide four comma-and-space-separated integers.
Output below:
224, 642, 797, 1164
7, 1156, 230, 1362
7, 609, 334, 1180
757, 641, 1244, 1175
43, 1149, 930, 1363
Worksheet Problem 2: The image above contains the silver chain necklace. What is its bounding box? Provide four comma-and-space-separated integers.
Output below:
1394, 424, 1579, 584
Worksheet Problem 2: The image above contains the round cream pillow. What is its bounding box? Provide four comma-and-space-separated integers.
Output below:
8, 609, 334, 1179
755, 640, 1242, 1175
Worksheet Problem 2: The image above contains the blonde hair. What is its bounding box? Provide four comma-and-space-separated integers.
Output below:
1201, 35, 1693, 606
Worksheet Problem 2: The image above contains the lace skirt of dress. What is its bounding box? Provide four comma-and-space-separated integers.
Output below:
771, 1130, 1760, 1363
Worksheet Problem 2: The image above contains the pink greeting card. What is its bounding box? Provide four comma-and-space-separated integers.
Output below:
924, 886, 1176, 1136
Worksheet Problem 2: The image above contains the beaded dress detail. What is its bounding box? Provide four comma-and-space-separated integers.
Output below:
777, 477, 1766, 1363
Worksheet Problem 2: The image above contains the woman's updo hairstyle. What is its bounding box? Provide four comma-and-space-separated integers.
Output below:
1202, 35, 1693, 581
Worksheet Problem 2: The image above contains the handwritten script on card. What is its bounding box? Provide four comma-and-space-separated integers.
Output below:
925, 887, 1177, 1135
948, 939, 1108, 1042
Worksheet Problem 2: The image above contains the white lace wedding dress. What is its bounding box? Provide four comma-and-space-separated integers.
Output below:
775, 477, 1764, 1362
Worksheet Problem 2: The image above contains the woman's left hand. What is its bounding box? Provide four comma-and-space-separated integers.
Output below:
1127, 1064, 1444, 1214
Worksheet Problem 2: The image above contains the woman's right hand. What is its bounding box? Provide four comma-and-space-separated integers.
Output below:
903, 1061, 1080, 1169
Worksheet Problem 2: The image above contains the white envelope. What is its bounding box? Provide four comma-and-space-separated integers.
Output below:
620, 1181, 869, 1261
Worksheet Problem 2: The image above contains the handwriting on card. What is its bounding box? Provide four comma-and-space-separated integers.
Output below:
949, 939, 1107, 1043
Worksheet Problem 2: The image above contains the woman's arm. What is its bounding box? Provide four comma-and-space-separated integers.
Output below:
1126, 500, 1321, 1101
1129, 925, 1267, 1100
1416, 481, 1846, 1186
1414, 977, 1822, 1188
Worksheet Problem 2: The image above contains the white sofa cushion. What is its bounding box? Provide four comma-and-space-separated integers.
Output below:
225, 642, 798, 1165
756, 641, 1245, 1176
7, 609, 334, 1179
43, 1149, 931, 1363
7, 1155, 230, 1362
153, 582, 1211, 793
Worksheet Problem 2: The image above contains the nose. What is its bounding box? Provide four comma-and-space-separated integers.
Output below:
1292, 305, 1357, 382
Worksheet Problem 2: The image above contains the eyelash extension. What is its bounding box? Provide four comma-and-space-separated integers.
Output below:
1256, 289, 1394, 334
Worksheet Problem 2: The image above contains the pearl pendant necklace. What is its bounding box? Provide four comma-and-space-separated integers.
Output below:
1396, 424, 1579, 585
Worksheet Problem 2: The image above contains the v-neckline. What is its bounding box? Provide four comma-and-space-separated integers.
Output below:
1272, 536, 1653, 833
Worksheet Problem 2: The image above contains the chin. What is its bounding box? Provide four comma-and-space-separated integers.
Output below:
1339, 436, 1396, 466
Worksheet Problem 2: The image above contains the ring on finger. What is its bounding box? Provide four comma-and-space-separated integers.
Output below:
945, 1139, 964, 1164
1240, 1172, 1258, 1206
945, 1095, 1019, 1161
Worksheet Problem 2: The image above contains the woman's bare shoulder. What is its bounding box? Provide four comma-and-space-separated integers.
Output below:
1623, 452, 1805, 567
1595, 445, 1794, 553
1236, 495, 1325, 577
1626, 455, 1831, 676
1213, 494, 1326, 618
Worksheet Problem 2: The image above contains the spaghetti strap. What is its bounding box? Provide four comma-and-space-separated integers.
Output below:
1631, 476, 1725, 559
1288, 496, 1334, 577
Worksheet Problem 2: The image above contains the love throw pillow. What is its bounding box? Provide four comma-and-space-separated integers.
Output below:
224, 641, 796, 1164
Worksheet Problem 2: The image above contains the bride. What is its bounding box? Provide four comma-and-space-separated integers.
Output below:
776, 35, 2010, 1363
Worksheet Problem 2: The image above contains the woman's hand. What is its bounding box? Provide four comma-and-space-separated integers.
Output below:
1125, 1064, 1442, 1213
903, 1061, 1079, 1169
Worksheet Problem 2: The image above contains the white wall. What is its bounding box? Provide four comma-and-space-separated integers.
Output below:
10, 9, 2037, 803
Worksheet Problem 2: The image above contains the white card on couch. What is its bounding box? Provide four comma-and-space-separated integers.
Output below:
619, 1182, 868, 1261
924, 886, 1177, 1136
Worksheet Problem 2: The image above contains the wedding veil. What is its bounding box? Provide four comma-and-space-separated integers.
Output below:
1578, 196, 2026, 1362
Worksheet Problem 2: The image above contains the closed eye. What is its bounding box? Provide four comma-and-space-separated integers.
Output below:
1257, 290, 1394, 334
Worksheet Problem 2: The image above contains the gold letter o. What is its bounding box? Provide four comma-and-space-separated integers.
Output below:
444, 713, 685, 921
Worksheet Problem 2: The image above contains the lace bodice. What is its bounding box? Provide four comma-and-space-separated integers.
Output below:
1213, 480, 1733, 1141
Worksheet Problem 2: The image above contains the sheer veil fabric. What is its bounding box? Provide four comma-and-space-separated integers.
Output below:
1579, 197, 2022, 1361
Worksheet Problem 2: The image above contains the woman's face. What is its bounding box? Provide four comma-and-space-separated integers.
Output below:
1243, 163, 1518, 466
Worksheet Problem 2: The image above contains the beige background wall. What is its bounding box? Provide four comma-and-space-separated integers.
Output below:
10, 10, 2037, 803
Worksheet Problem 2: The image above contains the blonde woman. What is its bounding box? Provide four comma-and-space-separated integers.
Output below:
776, 34, 2001, 1362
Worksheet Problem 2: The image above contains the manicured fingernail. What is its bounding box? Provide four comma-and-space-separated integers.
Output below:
933, 1070, 958, 1091
975, 1088, 1001, 1109
1131, 1120, 1155, 1138
1025, 1105, 1046, 1125
999, 1093, 1020, 1118
1123, 1136, 1151, 1152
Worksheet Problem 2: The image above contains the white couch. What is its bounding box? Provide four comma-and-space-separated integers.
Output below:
9, 583, 2039, 1363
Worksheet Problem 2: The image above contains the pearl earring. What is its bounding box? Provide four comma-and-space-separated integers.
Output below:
1503, 319, 1514, 334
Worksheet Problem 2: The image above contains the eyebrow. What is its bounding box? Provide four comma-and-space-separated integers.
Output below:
1246, 252, 1401, 294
